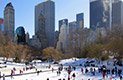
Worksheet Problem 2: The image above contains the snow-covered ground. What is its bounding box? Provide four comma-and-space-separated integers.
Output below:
0, 58, 122, 80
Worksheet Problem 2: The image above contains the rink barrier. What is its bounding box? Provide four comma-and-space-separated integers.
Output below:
0, 69, 58, 78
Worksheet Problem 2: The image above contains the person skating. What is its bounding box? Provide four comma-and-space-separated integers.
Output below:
102, 67, 106, 79
52, 68, 54, 72
85, 68, 88, 73
37, 70, 40, 76
3, 74, 5, 80
81, 68, 83, 74
68, 74, 70, 80
72, 73, 76, 80
118, 69, 122, 77
68, 69, 71, 75
11, 70, 13, 78
120, 76, 122, 80
0, 72, 1, 78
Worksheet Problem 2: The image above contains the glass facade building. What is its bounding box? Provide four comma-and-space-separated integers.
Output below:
59, 19, 68, 32
90, 0, 123, 30
76, 13, 84, 28
35, 0, 55, 47
16, 26, 26, 44
90, 0, 110, 30
4, 2, 15, 40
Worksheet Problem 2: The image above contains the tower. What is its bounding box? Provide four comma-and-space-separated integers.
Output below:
35, 0, 55, 47
76, 13, 84, 29
4, 2, 15, 41
16, 26, 26, 44
90, 0, 123, 30
36, 13, 48, 49
112, 0, 123, 28
59, 19, 68, 32
90, 0, 110, 30
56, 21, 69, 53
26, 32, 30, 44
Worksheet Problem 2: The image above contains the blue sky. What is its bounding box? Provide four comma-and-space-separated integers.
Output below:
0, 0, 89, 37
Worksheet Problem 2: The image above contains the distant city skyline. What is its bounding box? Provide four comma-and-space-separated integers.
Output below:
0, 0, 89, 37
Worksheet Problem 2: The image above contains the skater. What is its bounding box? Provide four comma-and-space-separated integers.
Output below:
37, 70, 39, 75
0, 72, 1, 78
73, 66, 76, 70
90, 67, 93, 73
120, 76, 122, 80
57, 71, 59, 76
68, 69, 71, 75
114, 67, 117, 76
93, 68, 96, 75
48, 65, 51, 69
85, 68, 88, 73
81, 68, 83, 74
13, 67, 16, 71
3, 74, 5, 80
11, 70, 14, 79
102, 67, 106, 79
118, 69, 122, 77
52, 68, 54, 72
35, 68, 37, 72
23, 67, 25, 71
112, 68, 115, 75
72, 73, 76, 80
68, 74, 70, 80
20, 70, 23, 74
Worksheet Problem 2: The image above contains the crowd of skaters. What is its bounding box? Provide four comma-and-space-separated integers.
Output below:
46, 63, 123, 80
0, 60, 122, 80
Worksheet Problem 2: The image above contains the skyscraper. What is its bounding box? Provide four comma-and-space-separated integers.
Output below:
56, 21, 69, 53
90, 0, 110, 30
59, 19, 68, 32
36, 13, 48, 49
76, 13, 84, 29
35, 0, 55, 47
4, 2, 15, 40
26, 32, 30, 44
112, 0, 123, 28
90, 0, 123, 30
69, 21, 77, 34
16, 26, 26, 44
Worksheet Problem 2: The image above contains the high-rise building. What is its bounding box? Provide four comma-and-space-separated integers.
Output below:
4, 2, 15, 41
68, 21, 79, 51
54, 31, 59, 48
56, 22, 69, 53
29, 35, 42, 49
35, 0, 55, 47
76, 13, 84, 29
90, 0, 110, 30
16, 26, 26, 44
26, 32, 30, 44
59, 19, 68, 32
112, 0, 123, 28
36, 13, 48, 49
0, 18, 4, 32
90, 0, 123, 30
69, 21, 77, 34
